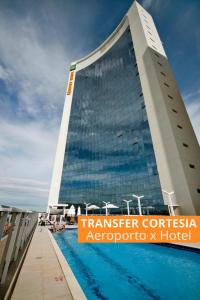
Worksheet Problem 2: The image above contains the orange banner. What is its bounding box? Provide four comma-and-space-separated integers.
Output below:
66, 71, 75, 95
67, 82, 72, 95
78, 216, 200, 243
70, 71, 74, 81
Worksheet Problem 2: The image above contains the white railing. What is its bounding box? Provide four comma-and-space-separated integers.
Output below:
0, 206, 38, 297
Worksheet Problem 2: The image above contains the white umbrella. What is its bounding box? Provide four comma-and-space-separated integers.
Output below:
88, 205, 100, 210
67, 205, 76, 217
77, 206, 81, 216
102, 203, 119, 216
102, 204, 119, 209
88, 205, 100, 215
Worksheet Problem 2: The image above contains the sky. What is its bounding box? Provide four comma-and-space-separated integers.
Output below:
0, 0, 199, 211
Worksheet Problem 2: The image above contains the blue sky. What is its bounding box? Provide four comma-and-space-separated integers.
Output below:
0, 0, 199, 211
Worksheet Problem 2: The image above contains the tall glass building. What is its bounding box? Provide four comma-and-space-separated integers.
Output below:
48, 1, 200, 215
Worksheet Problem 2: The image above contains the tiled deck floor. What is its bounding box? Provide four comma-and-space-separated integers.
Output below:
11, 227, 73, 300
172, 242, 200, 249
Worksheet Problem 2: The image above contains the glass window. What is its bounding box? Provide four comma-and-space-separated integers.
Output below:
58, 27, 164, 208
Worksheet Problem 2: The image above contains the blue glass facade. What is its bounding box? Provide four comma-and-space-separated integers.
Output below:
58, 27, 164, 209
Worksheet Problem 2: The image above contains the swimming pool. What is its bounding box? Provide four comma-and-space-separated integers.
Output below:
54, 230, 200, 300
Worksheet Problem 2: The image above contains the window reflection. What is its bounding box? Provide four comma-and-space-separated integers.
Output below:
59, 27, 164, 208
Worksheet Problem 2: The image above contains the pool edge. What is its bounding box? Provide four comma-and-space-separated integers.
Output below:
160, 243, 200, 254
47, 229, 87, 300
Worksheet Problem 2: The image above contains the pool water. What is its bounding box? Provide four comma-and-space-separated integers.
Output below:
54, 230, 200, 300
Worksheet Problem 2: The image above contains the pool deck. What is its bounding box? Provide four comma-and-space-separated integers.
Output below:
171, 242, 200, 250
9, 226, 200, 299
11, 227, 86, 300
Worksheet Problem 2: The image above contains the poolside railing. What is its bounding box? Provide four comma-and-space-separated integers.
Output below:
0, 206, 38, 299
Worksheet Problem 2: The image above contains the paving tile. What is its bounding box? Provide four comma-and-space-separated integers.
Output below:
43, 293, 72, 300
12, 291, 43, 300
11, 227, 73, 300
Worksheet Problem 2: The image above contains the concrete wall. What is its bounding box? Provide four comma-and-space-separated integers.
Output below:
128, 2, 200, 215
48, 71, 76, 206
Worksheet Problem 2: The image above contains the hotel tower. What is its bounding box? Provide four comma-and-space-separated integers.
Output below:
48, 1, 200, 215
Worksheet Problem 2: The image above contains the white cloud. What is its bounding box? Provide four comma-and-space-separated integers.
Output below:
0, 11, 69, 119
0, 1, 107, 211
0, 177, 49, 211
0, 120, 58, 210
141, 0, 169, 11
0, 6, 72, 210
142, 0, 154, 9
0, 65, 13, 81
